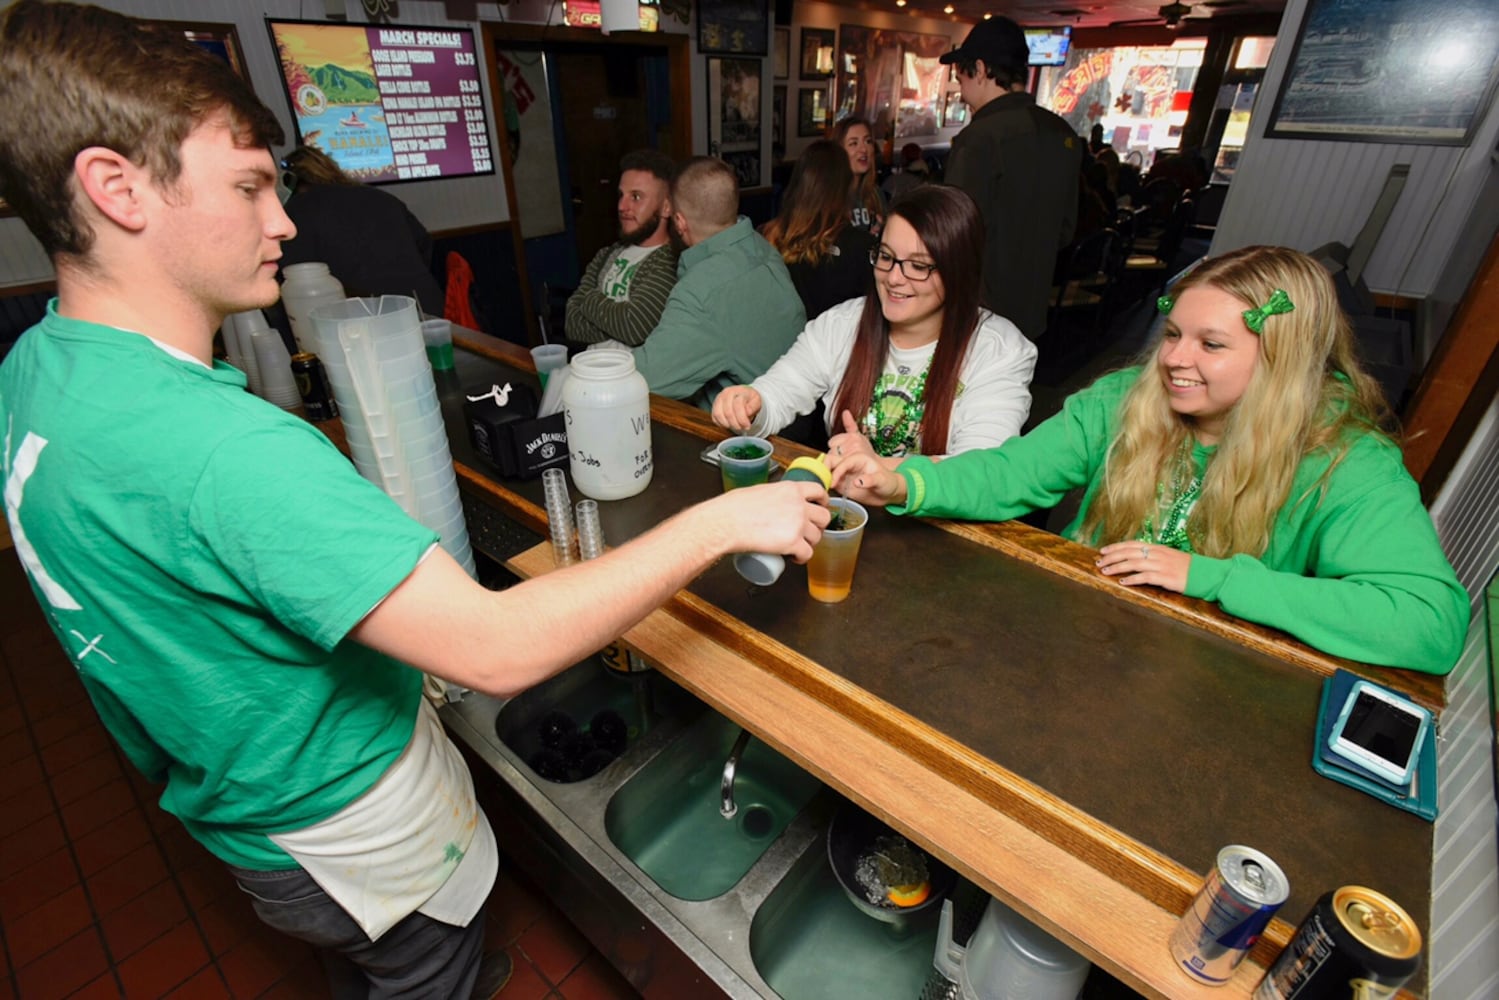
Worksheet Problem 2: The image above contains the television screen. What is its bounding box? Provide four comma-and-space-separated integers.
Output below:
267, 20, 494, 184
1025, 27, 1072, 67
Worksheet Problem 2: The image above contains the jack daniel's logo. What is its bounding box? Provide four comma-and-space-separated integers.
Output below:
526, 431, 567, 456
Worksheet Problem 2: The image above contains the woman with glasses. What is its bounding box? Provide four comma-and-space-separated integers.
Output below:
762, 140, 878, 322
713, 185, 1036, 462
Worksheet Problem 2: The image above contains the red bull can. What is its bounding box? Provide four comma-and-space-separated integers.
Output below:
1170, 845, 1290, 985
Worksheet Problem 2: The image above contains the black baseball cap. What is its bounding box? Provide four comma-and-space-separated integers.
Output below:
939, 17, 1029, 70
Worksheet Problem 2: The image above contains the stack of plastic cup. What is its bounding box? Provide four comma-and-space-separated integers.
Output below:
543, 468, 577, 566
222, 310, 267, 396
250, 328, 304, 411
309, 295, 476, 577
575, 499, 605, 561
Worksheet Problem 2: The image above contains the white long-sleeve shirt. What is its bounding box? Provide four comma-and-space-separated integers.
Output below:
747, 297, 1037, 457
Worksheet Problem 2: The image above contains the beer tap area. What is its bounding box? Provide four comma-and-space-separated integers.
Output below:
302, 323, 1441, 1000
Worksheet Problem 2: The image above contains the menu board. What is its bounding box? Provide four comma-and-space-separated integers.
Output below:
267, 20, 494, 184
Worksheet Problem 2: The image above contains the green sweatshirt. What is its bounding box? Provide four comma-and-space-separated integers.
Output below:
895, 368, 1469, 674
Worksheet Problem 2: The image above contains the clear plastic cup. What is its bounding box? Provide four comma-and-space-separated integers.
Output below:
531, 344, 569, 391
717, 435, 773, 492
421, 318, 454, 371
807, 499, 868, 603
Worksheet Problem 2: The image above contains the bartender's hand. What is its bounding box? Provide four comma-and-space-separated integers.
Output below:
1096, 541, 1190, 593
704, 479, 830, 563
711, 385, 762, 432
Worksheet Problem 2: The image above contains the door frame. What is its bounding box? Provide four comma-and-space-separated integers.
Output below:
481, 23, 693, 346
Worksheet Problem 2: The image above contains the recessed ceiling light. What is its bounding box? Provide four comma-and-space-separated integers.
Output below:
896, 0, 906, 5
984, 12, 992, 17
943, 3, 954, 11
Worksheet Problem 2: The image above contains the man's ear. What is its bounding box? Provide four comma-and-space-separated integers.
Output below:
74, 146, 150, 233
971, 59, 988, 82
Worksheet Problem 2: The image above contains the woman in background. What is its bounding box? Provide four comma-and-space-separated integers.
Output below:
280, 145, 444, 316
831, 245, 1467, 674
716, 185, 1035, 463
830, 117, 885, 235
762, 140, 877, 322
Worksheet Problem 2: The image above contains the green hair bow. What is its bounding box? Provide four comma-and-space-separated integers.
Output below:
1155, 288, 1295, 334
1241, 288, 1295, 333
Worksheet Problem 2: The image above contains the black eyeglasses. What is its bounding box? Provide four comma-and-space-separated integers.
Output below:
869, 248, 938, 282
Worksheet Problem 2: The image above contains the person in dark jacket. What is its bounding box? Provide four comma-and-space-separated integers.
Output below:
279, 145, 444, 316
941, 17, 1082, 340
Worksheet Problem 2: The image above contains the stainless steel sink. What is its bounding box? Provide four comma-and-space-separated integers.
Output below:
604, 711, 824, 901
750, 836, 945, 1000
495, 657, 700, 783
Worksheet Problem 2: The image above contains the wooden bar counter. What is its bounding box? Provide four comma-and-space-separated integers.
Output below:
437, 334, 1437, 1000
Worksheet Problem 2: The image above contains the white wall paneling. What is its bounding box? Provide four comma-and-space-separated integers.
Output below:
1211, 0, 1499, 300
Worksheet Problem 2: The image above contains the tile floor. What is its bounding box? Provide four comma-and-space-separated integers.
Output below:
0, 546, 640, 1000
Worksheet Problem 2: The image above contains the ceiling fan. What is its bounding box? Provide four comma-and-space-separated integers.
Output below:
1110, 2, 1201, 29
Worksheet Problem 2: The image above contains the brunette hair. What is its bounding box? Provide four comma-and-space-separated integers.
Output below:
282, 145, 354, 188
0, 0, 284, 261
831, 186, 986, 455
762, 140, 854, 266
619, 148, 675, 184
1080, 245, 1392, 558
829, 117, 883, 223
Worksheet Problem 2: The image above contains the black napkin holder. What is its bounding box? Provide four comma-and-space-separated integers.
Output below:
462, 382, 568, 479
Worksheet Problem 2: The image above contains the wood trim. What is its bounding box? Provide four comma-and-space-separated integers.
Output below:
1403, 229, 1499, 504
0, 279, 57, 298
480, 25, 539, 347
429, 221, 511, 241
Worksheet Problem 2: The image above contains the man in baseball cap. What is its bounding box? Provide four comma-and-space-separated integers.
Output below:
941, 17, 1082, 341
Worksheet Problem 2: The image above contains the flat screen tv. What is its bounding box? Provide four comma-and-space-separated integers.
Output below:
1025, 27, 1072, 67
266, 19, 494, 184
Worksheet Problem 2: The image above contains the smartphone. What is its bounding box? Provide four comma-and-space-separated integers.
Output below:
1327, 681, 1430, 787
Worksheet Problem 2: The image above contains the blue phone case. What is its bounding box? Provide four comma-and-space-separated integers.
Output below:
1312, 670, 1437, 822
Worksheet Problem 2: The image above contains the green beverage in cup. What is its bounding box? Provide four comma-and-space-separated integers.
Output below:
718, 436, 773, 491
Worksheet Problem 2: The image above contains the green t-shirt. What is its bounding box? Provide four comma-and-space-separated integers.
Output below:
0, 305, 438, 867
895, 367, 1469, 674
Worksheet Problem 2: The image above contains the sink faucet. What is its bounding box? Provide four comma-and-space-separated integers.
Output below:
720, 729, 753, 819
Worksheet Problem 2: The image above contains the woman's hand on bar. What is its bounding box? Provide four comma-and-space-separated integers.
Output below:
711, 385, 762, 432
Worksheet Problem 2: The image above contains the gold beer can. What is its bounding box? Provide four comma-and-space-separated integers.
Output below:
1254, 886, 1421, 999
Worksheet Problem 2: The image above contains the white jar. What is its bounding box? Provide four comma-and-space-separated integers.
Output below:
562, 351, 652, 501
280, 262, 346, 354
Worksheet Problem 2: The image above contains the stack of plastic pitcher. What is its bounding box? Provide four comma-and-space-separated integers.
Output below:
308, 295, 476, 577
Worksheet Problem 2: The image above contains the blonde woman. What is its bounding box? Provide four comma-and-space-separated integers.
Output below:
831, 245, 1468, 674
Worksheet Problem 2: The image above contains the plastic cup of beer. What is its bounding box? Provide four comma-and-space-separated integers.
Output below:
421, 318, 455, 371
718, 435, 773, 492
807, 498, 867, 603
531, 343, 568, 390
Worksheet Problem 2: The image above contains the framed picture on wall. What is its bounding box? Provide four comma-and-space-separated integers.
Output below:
773, 84, 787, 156
774, 27, 790, 80
797, 85, 831, 137
723, 150, 762, 188
1265, 0, 1499, 144
942, 91, 969, 128
707, 57, 762, 157
698, 0, 768, 56
800, 28, 835, 79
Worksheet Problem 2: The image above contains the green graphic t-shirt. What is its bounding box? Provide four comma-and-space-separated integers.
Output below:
597, 244, 661, 302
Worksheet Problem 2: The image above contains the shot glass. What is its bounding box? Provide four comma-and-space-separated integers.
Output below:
530, 343, 569, 391
421, 318, 455, 371
807, 498, 868, 604
717, 435, 773, 492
